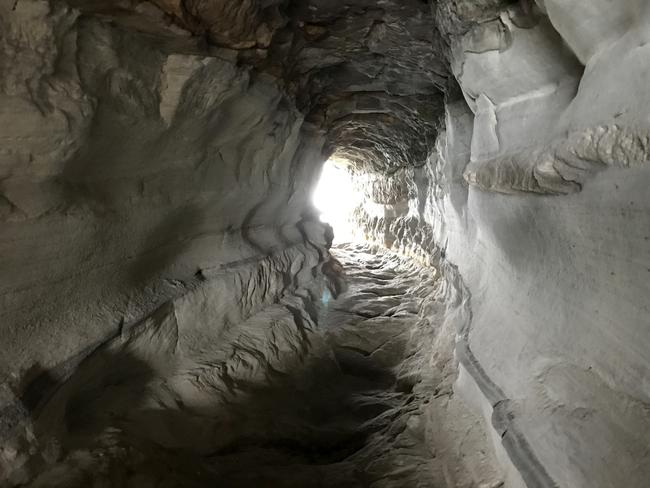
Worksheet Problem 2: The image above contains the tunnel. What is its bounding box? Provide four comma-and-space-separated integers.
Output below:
1, 1, 650, 487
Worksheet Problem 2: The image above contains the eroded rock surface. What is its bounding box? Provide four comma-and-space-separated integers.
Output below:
350, 3, 650, 484
2, 245, 504, 488
2, 0, 650, 487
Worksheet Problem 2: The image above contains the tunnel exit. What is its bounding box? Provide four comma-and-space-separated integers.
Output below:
312, 158, 362, 243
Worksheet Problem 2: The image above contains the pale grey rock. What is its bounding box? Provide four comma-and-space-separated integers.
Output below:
352, 3, 650, 482
453, 1, 650, 196
454, 5, 583, 167
2, 0, 650, 487
542, 0, 643, 65
0, 3, 328, 384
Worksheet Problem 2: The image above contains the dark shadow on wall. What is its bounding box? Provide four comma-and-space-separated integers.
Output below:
2, 319, 412, 488
192, 349, 398, 488
0, 348, 156, 488
126, 203, 207, 286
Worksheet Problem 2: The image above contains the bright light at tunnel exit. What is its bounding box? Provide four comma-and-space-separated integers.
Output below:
312, 158, 362, 243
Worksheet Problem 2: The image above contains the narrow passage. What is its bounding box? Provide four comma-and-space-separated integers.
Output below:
18, 245, 500, 488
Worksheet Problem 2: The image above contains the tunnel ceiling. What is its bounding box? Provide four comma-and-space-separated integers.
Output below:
70, 0, 513, 174
153, 0, 450, 174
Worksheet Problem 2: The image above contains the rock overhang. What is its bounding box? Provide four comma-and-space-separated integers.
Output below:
67, 0, 468, 176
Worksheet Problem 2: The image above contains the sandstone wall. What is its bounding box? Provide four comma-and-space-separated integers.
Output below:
0, 0, 329, 411
354, 3, 650, 486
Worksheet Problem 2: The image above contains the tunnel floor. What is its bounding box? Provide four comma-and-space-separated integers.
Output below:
17, 245, 500, 488
203, 244, 443, 488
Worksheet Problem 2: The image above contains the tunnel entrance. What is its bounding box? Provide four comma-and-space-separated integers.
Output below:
312, 158, 362, 244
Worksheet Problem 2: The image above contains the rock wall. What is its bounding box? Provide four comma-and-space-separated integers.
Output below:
0, 0, 452, 400
2, 241, 341, 485
355, 2, 650, 487
0, 0, 330, 436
